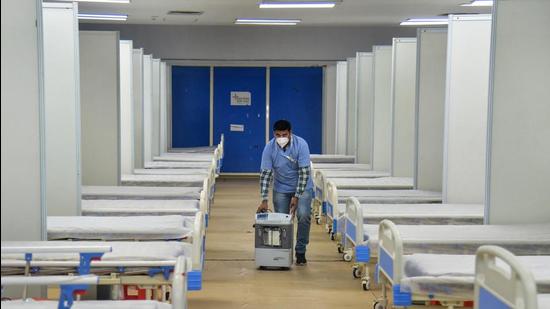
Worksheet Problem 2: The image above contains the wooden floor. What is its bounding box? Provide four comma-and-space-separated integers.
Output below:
188, 178, 439, 309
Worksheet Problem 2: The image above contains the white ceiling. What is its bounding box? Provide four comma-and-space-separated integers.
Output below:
77, 0, 491, 26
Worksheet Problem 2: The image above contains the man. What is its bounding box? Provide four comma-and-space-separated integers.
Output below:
257, 119, 314, 266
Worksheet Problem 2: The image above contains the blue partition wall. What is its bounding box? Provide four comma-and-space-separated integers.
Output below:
213, 67, 266, 173
171, 66, 210, 148
269, 67, 323, 154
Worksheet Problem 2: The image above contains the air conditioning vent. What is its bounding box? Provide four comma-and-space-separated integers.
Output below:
167, 11, 204, 16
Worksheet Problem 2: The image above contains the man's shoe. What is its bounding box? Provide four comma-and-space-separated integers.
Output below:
295, 253, 307, 266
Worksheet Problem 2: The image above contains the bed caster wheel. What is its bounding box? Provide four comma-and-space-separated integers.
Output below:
316, 218, 322, 225
343, 253, 353, 262
330, 233, 335, 241
362, 279, 370, 290
352, 266, 361, 279
337, 245, 344, 254
372, 301, 386, 309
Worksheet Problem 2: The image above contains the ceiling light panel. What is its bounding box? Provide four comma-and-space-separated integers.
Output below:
259, 1, 336, 9
400, 17, 449, 26
78, 13, 128, 21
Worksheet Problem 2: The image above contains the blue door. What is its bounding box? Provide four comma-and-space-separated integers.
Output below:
213, 67, 266, 173
171, 66, 210, 148
269, 67, 323, 154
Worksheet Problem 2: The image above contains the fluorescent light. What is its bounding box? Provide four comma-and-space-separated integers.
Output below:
58, 0, 130, 3
235, 18, 301, 25
400, 17, 448, 26
259, 1, 335, 9
78, 13, 128, 21
461, 0, 493, 7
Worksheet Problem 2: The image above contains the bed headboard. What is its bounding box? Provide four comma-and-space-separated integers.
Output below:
378, 220, 405, 284
474, 245, 539, 309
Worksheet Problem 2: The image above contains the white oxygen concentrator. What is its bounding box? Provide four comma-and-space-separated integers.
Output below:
254, 212, 294, 269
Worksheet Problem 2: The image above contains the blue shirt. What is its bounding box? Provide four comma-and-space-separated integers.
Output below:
260, 134, 314, 193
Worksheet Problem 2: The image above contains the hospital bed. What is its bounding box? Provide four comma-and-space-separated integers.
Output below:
311, 163, 372, 170
330, 177, 413, 190
133, 169, 209, 175
81, 199, 203, 217
323, 180, 442, 242
1, 243, 190, 307
168, 146, 218, 154
120, 174, 207, 188
81, 186, 202, 200
144, 161, 213, 169
153, 147, 219, 163
374, 220, 550, 308
310, 154, 355, 164
475, 245, 550, 309
343, 198, 484, 290
45, 214, 205, 290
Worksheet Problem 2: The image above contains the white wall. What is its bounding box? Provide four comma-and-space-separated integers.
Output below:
1, 0, 46, 240
414, 29, 447, 192
371, 46, 393, 172
42, 3, 81, 216
323, 64, 337, 154
391, 38, 417, 177
356, 52, 374, 164
485, 0, 550, 224
160, 62, 168, 154
335, 61, 348, 155
120, 40, 134, 175
142, 54, 153, 163
80, 31, 120, 185
346, 57, 357, 156
443, 15, 491, 204
133, 48, 144, 168
151, 59, 161, 157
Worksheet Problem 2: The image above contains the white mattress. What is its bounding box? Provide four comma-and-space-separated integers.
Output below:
365, 223, 550, 255
81, 200, 200, 216
144, 161, 212, 169
401, 254, 550, 298
153, 153, 213, 162
0, 300, 172, 309
311, 163, 372, 170
134, 168, 209, 175
310, 154, 355, 164
338, 190, 442, 203
360, 204, 483, 225
121, 174, 205, 187
322, 170, 391, 178
168, 146, 217, 153
539, 294, 550, 308
1, 241, 192, 262
47, 216, 195, 240
82, 186, 201, 200
332, 177, 413, 189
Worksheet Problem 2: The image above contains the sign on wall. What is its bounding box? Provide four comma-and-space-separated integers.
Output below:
230, 91, 252, 106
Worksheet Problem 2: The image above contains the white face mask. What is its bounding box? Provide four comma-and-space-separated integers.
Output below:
276, 137, 289, 148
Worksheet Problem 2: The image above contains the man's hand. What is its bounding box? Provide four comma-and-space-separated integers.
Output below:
257, 200, 269, 213
290, 196, 299, 216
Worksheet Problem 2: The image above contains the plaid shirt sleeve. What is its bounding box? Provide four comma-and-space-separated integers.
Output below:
260, 169, 273, 201
294, 166, 310, 197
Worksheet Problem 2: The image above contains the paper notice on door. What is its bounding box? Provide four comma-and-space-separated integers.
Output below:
230, 91, 251, 106
230, 124, 245, 132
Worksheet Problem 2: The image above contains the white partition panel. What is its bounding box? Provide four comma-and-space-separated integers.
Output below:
160, 62, 168, 154
151, 59, 161, 157
335, 61, 348, 155
346, 57, 357, 156
1, 0, 46, 240
371, 46, 392, 172
391, 38, 417, 177
356, 52, 374, 165
80, 31, 120, 185
43, 3, 80, 216
323, 64, 337, 154
132, 48, 144, 168
414, 29, 447, 192
120, 40, 134, 175
443, 15, 491, 204
485, 0, 550, 224
142, 55, 153, 163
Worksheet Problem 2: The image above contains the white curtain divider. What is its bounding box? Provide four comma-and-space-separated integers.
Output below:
119, 40, 134, 175
371, 46, 393, 172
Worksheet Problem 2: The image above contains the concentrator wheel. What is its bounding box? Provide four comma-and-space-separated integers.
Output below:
362, 279, 371, 291
343, 253, 353, 262
372, 301, 385, 309
352, 266, 361, 279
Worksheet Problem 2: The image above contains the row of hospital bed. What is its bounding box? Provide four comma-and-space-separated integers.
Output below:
308, 157, 549, 308
1, 138, 225, 309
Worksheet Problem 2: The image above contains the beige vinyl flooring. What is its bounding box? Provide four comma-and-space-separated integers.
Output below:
188, 178, 451, 309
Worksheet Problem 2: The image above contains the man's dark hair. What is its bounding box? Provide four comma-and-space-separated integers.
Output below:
273, 119, 292, 132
